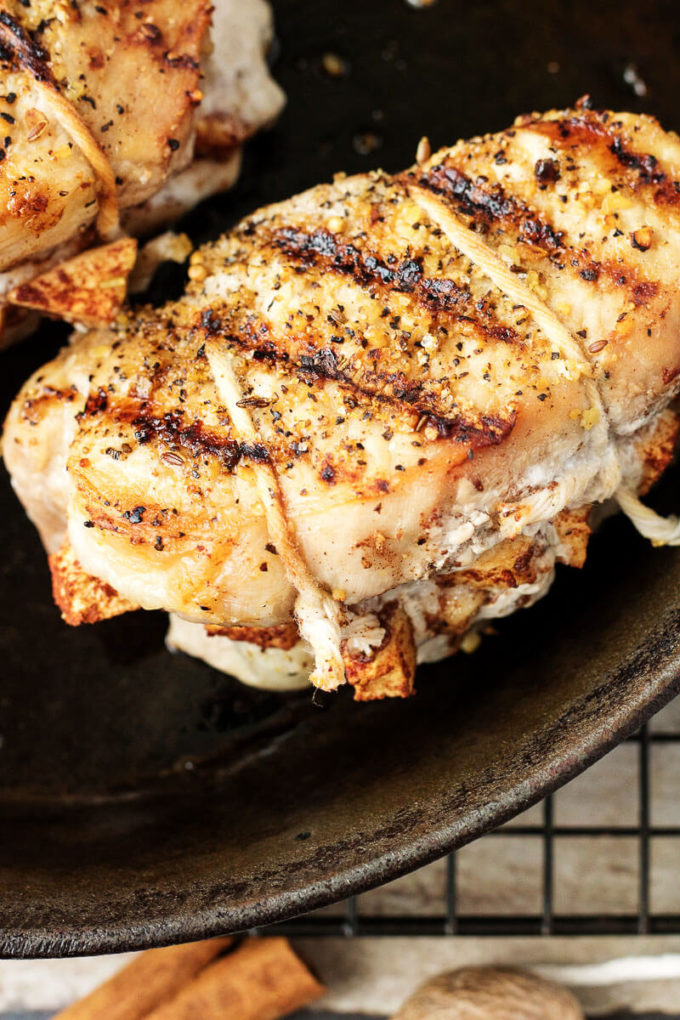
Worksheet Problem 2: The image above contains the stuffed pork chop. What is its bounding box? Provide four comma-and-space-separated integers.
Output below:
5, 102, 680, 700
0, 0, 284, 342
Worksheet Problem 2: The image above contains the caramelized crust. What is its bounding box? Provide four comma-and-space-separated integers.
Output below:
6, 103, 680, 697
635, 408, 680, 494
343, 602, 416, 701
10, 238, 138, 326
406, 103, 680, 430
0, 0, 284, 343
447, 534, 548, 591
0, 0, 210, 219
553, 507, 591, 569
49, 541, 138, 626
206, 621, 300, 650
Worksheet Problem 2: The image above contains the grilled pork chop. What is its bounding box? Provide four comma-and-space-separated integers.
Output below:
0, 0, 284, 342
5, 102, 680, 699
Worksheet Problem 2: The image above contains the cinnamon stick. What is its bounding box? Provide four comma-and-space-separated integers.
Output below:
52, 938, 232, 1020
144, 937, 325, 1020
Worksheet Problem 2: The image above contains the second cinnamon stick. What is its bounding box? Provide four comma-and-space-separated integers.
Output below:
53, 937, 232, 1020
145, 936, 324, 1020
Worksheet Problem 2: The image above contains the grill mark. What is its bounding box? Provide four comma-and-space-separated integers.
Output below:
80, 355, 516, 477
421, 410, 516, 446
291, 344, 484, 430
295, 351, 425, 406
412, 159, 663, 297
409, 163, 565, 251
194, 309, 514, 437
189, 311, 517, 451
526, 113, 680, 209
270, 226, 519, 345
0, 11, 54, 83
610, 136, 665, 182
89, 399, 269, 470
274, 226, 428, 290
86, 378, 514, 466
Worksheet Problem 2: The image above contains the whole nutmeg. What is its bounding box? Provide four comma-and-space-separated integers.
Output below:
391, 967, 584, 1020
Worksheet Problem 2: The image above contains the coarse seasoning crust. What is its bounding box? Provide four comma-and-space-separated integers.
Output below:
5, 102, 680, 699
49, 539, 138, 625
0, 0, 284, 342
9, 237, 138, 326
0, 0, 211, 262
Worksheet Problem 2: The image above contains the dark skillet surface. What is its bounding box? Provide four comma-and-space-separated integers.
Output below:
2, 0, 680, 958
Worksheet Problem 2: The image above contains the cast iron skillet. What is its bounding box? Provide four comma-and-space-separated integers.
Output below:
2, 0, 680, 958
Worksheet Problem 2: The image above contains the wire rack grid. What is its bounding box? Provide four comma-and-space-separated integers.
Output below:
262, 698, 680, 938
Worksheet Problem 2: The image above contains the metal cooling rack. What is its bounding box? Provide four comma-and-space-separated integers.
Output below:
263, 720, 680, 937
